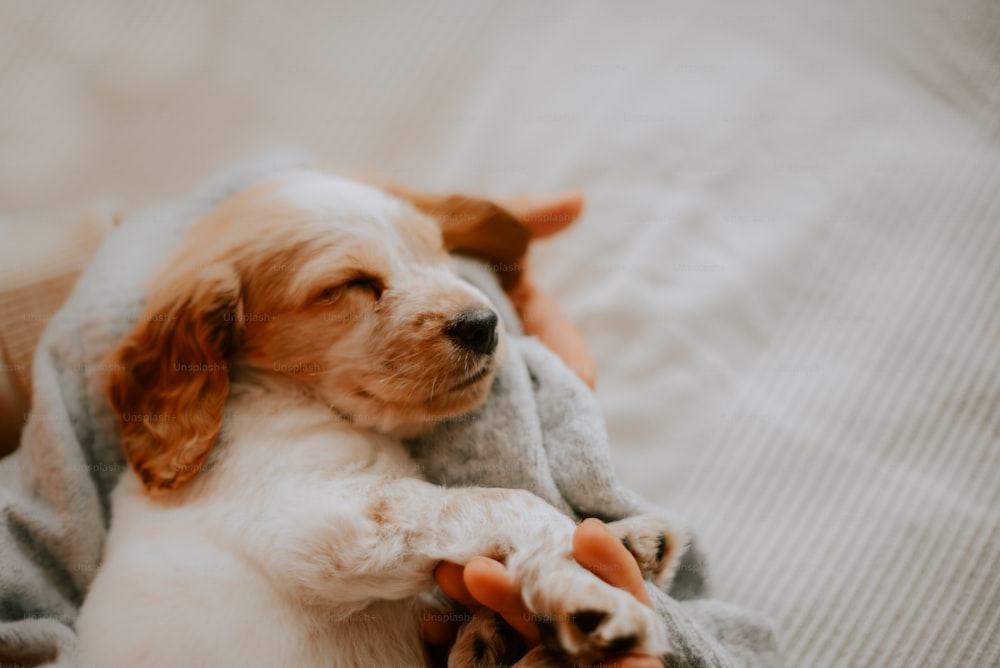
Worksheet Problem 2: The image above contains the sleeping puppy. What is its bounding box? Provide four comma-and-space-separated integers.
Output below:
75, 172, 682, 667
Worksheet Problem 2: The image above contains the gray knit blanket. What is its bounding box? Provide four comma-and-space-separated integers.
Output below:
0, 153, 779, 667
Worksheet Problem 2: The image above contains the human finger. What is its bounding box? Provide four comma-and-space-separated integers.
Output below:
572, 518, 653, 607
463, 557, 542, 647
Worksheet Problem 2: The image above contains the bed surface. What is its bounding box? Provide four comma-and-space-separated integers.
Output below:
2, 1, 998, 665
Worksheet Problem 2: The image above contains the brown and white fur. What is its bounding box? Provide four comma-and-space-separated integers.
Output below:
75, 172, 682, 667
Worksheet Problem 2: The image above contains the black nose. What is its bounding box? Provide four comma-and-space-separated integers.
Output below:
446, 309, 499, 355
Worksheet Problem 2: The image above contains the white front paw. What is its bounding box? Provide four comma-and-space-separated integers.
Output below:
513, 546, 670, 664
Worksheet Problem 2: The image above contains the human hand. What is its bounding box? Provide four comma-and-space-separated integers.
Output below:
424, 518, 663, 667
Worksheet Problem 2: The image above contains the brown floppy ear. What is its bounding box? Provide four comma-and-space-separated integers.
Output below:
383, 184, 530, 290
106, 264, 243, 494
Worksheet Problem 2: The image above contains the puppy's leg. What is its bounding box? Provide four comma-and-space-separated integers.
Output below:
250, 478, 668, 662
447, 617, 567, 668
451, 641, 572, 668
249, 477, 567, 608
374, 485, 670, 663
448, 613, 526, 668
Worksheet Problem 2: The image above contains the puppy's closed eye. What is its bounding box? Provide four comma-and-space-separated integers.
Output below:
315, 274, 384, 304
344, 275, 384, 300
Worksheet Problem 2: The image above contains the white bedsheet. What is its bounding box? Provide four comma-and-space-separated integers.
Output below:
2, 1, 998, 665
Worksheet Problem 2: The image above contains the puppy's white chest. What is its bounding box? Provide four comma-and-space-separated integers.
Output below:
218, 385, 423, 483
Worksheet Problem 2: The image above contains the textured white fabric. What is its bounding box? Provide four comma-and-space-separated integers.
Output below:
2, 1, 998, 666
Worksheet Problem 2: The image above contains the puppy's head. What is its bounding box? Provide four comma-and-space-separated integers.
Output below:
108, 172, 509, 493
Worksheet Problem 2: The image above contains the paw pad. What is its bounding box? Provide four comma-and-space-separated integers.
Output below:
570, 609, 608, 634
606, 633, 640, 654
